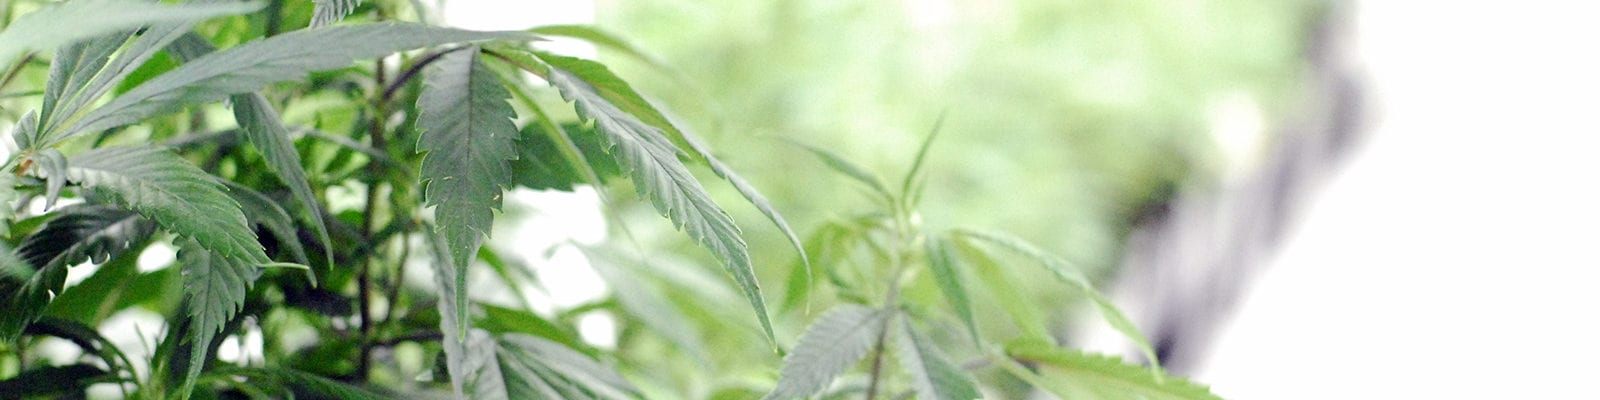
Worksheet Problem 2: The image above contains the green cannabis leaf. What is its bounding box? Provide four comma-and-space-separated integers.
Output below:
896, 318, 980, 400
64, 145, 271, 394
1007, 342, 1222, 400
787, 139, 894, 203
495, 334, 643, 400
175, 238, 263, 397
0, 171, 19, 235
546, 61, 776, 346
36, 33, 130, 137
67, 145, 267, 264
217, 366, 393, 400
167, 32, 334, 270
511, 122, 619, 191
0, 0, 261, 69
14, 205, 150, 273
0, 2, 1269, 397
953, 228, 1160, 368
0, 205, 154, 341
525, 26, 675, 74
430, 231, 480, 397
30, 149, 68, 209
34, 2, 221, 141
950, 239, 1052, 340
222, 181, 311, 266
416, 47, 520, 335
531, 53, 810, 275
926, 236, 978, 346
227, 97, 331, 264
432, 236, 641, 400
311, 0, 363, 28
766, 304, 888, 400
0, 364, 112, 398
53, 23, 534, 145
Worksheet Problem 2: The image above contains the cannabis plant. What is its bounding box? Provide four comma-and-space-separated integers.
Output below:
758, 126, 1221, 400
0, 0, 1223, 399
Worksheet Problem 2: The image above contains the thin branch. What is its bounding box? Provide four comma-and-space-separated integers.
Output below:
379, 228, 412, 342
381, 48, 455, 102
373, 330, 443, 347
864, 312, 894, 400
355, 32, 393, 382
865, 201, 915, 400
864, 275, 907, 400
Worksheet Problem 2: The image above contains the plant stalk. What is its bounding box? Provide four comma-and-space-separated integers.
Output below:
355, 35, 394, 382
379, 230, 412, 339
264, 0, 283, 37
383, 49, 453, 102
865, 202, 917, 400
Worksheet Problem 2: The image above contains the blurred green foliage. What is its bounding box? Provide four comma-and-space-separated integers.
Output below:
577, 0, 1327, 396
596, 0, 1322, 282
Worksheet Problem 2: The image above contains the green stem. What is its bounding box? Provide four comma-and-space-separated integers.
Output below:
355, 30, 393, 382
373, 330, 444, 347
264, 0, 283, 37
863, 309, 895, 400
379, 229, 412, 339
865, 202, 917, 400
383, 49, 453, 102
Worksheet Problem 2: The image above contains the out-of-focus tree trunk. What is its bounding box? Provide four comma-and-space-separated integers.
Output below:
1096, 2, 1367, 375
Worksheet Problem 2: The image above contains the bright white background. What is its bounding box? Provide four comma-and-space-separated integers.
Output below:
1196, 1, 1600, 398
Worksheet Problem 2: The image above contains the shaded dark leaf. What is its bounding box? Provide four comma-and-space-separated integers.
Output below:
222, 366, 393, 400
0, 364, 109, 398
16, 204, 150, 271
512, 122, 620, 191
44, 247, 144, 325
1, 204, 153, 341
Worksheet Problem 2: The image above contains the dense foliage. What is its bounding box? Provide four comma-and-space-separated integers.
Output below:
0, 0, 1249, 399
